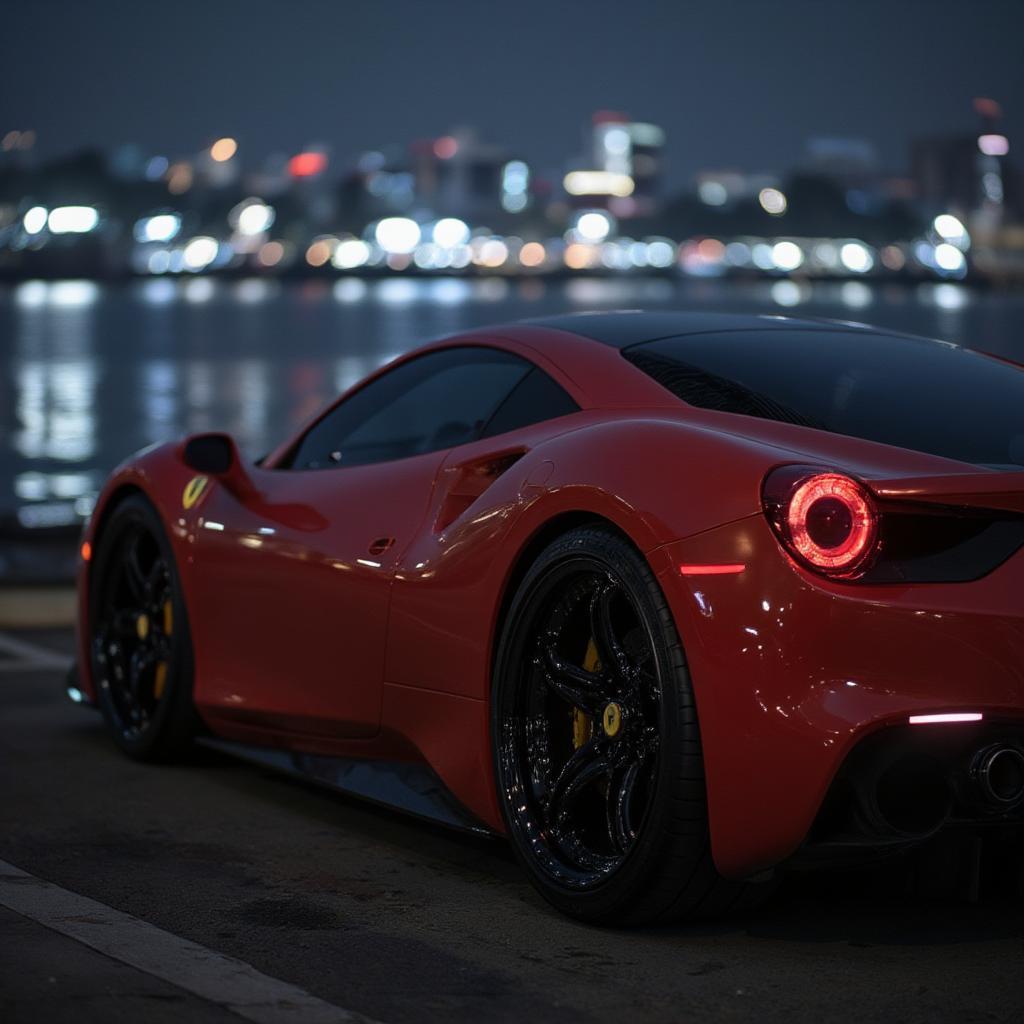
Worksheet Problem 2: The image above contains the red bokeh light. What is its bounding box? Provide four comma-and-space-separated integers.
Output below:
288, 152, 328, 178
433, 136, 458, 159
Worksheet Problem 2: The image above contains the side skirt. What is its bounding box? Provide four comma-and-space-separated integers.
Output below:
197, 736, 495, 837
65, 664, 491, 837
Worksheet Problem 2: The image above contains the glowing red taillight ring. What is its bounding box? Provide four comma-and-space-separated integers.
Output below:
785, 472, 878, 575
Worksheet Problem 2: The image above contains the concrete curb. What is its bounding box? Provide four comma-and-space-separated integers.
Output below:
0, 587, 77, 629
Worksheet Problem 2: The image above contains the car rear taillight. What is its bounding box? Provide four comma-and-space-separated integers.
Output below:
763, 466, 879, 578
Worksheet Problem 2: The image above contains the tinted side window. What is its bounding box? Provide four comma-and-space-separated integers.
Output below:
480, 368, 579, 439
290, 347, 531, 469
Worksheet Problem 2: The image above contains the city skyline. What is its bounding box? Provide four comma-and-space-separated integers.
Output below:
2, 0, 1022, 186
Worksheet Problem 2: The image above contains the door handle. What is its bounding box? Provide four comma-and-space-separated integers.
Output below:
368, 536, 396, 556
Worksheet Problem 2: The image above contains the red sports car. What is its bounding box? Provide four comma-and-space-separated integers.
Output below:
72, 311, 1024, 923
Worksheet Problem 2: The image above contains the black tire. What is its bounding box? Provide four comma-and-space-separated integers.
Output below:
492, 525, 776, 924
88, 493, 198, 761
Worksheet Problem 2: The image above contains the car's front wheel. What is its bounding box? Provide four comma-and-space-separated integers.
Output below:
492, 525, 774, 924
88, 494, 197, 760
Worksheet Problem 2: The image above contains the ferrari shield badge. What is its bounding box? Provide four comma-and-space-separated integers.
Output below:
182, 474, 210, 510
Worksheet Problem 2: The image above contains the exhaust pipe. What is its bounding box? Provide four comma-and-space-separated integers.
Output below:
875, 754, 951, 835
972, 745, 1024, 808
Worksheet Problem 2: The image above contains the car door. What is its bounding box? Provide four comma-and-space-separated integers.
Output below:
187, 345, 536, 740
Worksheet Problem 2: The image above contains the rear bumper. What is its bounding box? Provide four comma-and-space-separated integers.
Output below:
791, 719, 1024, 869
652, 513, 1024, 879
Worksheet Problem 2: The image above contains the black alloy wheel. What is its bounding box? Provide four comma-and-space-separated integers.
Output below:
502, 564, 661, 888
493, 525, 775, 924
89, 494, 197, 760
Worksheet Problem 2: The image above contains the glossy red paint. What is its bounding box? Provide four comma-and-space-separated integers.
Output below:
75, 320, 1024, 879
656, 511, 1024, 876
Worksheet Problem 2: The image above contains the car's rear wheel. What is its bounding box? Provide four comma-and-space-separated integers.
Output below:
492, 525, 775, 924
89, 494, 197, 760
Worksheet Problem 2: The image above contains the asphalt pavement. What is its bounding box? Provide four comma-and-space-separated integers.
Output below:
2, 626, 1023, 1024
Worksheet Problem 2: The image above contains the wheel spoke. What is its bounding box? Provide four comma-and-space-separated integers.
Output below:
109, 609, 137, 637
539, 642, 607, 713
636, 725, 660, 759
96, 633, 128, 684
150, 632, 172, 660
128, 647, 156, 696
144, 561, 168, 613
589, 582, 632, 681
545, 739, 609, 829
122, 537, 149, 603
606, 759, 643, 853
550, 828, 618, 874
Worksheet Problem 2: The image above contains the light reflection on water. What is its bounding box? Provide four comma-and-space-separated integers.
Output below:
2, 275, 1022, 529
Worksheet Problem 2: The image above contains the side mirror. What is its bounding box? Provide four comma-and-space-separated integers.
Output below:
183, 433, 234, 474
181, 432, 259, 501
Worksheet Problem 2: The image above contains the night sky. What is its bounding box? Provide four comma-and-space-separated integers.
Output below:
3, 0, 1022, 185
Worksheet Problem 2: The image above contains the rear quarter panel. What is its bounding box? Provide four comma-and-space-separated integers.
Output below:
384, 414, 784, 701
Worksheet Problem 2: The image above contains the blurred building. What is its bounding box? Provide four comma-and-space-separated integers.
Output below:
913, 136, 989, 210
694, 169, 780, 209
564, 111, 665, 219
284, 145, 334, 228
410, 129, 529, 222
0, 129, 38, 171
912, 99, 1015, 219
803, 137, 878, 186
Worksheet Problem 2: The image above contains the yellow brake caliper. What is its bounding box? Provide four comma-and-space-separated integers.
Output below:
153, 599, 173, 699
571, 637, 601, 749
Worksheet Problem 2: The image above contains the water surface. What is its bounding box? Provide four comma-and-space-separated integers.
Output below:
2, 275, 1022, 531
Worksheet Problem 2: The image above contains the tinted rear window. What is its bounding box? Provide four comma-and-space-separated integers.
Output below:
624, 330, 1024, 468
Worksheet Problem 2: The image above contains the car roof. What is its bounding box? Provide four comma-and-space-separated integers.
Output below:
516, 310, 883, 349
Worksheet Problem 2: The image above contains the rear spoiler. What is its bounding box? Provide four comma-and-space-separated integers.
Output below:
869, 472, 1024, 515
